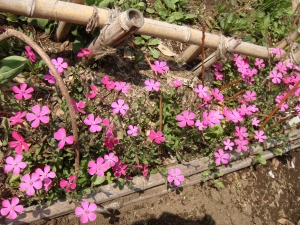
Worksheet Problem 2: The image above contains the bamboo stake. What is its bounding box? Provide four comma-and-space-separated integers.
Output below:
0, 0, 279, 59
179, 44, 202, 63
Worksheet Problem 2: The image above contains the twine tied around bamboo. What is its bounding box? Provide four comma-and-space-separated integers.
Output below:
86, 5, 99, 33
216, 35, 242, 62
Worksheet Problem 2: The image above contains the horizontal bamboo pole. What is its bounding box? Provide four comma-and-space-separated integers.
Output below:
0, 0, 276, 59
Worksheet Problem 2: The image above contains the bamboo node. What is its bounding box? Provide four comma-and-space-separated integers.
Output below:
86, 5, 99, 33
183, 26, 191, 42
216, 36, 241, 62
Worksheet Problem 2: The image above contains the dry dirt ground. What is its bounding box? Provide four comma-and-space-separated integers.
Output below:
33, 150, 300, 225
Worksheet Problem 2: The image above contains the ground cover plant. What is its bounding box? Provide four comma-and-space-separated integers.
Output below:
0, 0, 300, 223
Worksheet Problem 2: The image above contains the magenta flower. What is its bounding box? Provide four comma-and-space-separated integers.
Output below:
195, 119, 207, 131
149, 130, 165, 144
12, 83, 34, 100
167, 168, 184, 186
44, 75, 56, 84
211, 88, 224, 102
54, 128, 74, 149
112, 161, 128, 178
111, 99, 129, 115
24, 46, 36, 62
215, 71, 223, 80
51, 57, 68, 74
252, 117, 260, 126
88, 157, 109, 178
104, 153, 119, 167
9, 111, 26, 125
84, 114, 102, 133
144, 79, 160, 91
60, 175, 76, 192
26, 105, 50, 128
214, 149, 230, 165
235, 126, 248, 140
4, 154, 27, 175
254, 58, 265, 69
114, 81, 131, 94
71, 98, 86, 114
194, 84, 209, 99
202, 110, 224, 128
243, 90, 256, 102
272, 47, 283, 56
1, 197, 23, 220
269, 70, 282, 84
142, 164, 149, 177
20, 173, 42, 196
234, 139, 249, 152
102, 75, 115, 90
176, 110, 196, 127
35, 165, 56, 184
170, 78, 183, 88
75, 201, 97, 224
254, 130, 267, 142
77, 48, 94, 57
9, 131, 29, 154
213, 62, 223, 71
223, 139, 234, 151
276, 62, 287, 74
103, 131, 119, 150
127, 125, 141, 136
152, 60, 169, 74
88, 85, 98, 99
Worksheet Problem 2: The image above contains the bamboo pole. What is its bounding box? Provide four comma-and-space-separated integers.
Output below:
0, 0, 278, 59
179, 44, 202, 63
54, 0, 85, 42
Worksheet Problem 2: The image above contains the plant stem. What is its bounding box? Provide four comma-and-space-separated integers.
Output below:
220, 78, 242, 91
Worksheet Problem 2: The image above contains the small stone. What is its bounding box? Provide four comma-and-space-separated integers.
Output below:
253, 217, 262, 225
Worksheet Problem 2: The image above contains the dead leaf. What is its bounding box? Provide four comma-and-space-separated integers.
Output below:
277, 218, 295, 225
55, 108, 65, 117
59, 40, 69, 52
157, 43, 177, 57
272, 158, 280, 170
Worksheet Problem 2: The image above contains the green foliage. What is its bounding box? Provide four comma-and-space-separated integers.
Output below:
134, 35, 160, 58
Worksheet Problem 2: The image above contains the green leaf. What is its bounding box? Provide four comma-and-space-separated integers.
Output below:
149, 47, 160, 58
148, 38, 160, 45
150, 168, 158, 174
27, 18, 49, 29
176, 151, 182, 161
134, 37, 145, 45
256, 156, 266, 165
141, 35, 151, 40
1, 118, 10, 146
214, 179, 225, 189
272, 148, 282, 156
167, 12, 184, 23
91, 175, 106, 185
0, 56, 27, 87
73, 37, 86, 53
185, 14, 196, 19
99, 0, 111, 8
5, 13, 18, 23
163, 0, 177, 10
146, 8, 155, 13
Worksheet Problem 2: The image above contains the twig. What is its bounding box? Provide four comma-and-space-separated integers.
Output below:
0, 29, 80, 182
220, 78, 242, 91
224, 90, 245, 101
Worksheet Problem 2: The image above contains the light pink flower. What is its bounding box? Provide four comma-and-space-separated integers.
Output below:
71, 98, 86, 114
202, 110, 224, 128
84, 114, 102, 133
77, 48, 94, 57
51, 57, 68, 74
111, 99, 129, 115
60, 175, 76, 193
127, 125, 141, 136
1, 197, 23, 220
215, 71, 223, 80
170, 78, 183, 87
176, 110, 195, 127
102, 75, 115, 90
194, 84, 209, 99
12, 83, 34, 100
269, 70, 282, 84
88, 157, 109, 178
235, 126, 248, 140
112, 161, 127, 178
149, 130, 165, 144
234, 139, 249, 152
195, 119, 207, 131
254, 130, 267, 142
254, 58, 265, 69
88, 85, 98, 99
44, 75, 56, 84
75, 201, 97, 224
243, 90, 256, 102
167, 168, 184, 186
20, 173, 42, 196
24, 46, 36, 62
104, 153, 119, 167
276, 62, 287, 74
214, 149, 230, 165
211, 88, 224, 102
26, 105, 50, 128
35, 165, 56, 186
114, 81, 131, 94
9, 111, 26, 125
54, 128, 74, 149
4, 154, 27, 175
9, 131, 29, 154
152, 60, 169, 74
144, 79, 160, 91
272, 47, 283, 56
223, 139, 234, 151
252, 117, 260, 126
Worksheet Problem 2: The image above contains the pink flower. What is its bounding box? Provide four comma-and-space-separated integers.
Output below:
238, 104, 252, 116
20, 173, 43, 196
24, 46, 36, 62
234, 139, 249, 152
194, 84, 209, 98
12, 83, 34, 100
223, 139, 234, 151
167, 168, 184, 186
252, 117, 260, 126
75, 201, 97, 224
276, 62, 287, 74
142, 164, 149, 177
51, 57, 68, 74
71, 98, 86, 114
112, 161, 128, 178
227, 109, 244, 123
144, 79, 160, 91
170, 78, 183, 87
102, 75, 115, 90
149, 130, 165, 144
35, 165, 56, 184
4, 154, 27, 174
127, 125, 141, 136
152, 60, 169, 74
9, 111, 26, 125
111, 99, 129, 115
272, 47, 283, 56
215, 71, 224, 80
214, 149, 230, 165
235, 126, 248, 140
114, 81, 131, 94
104, 153, 119, 167
88, 157, 109, 178
195, 119, 207, 131
1, 197, 23, 220
243, 90, 256, 102
44, 75, 56, 84
202, 110, 224, 128
77, 48, 94, 58
54, 128, 74, 149
60, 175, 76, 192
213, 62, 223, 71
254, 130, 267, 142
103, 131, 119, 150
211, 88, 224, 102
9, 131, 29, 154
269, 70, 282, 84
176, 110, 196, 127
88, 85, 99, 99
84, 114, 102, 133
26, 105, 50, 128
275, 94, 289, 111
254, 58, 265, 69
